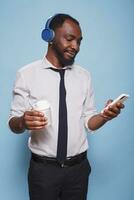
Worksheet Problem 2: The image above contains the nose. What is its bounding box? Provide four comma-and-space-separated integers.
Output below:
71, 40, 80, 52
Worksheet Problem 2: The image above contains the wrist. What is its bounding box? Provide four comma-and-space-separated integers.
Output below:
19, 115, 26, 132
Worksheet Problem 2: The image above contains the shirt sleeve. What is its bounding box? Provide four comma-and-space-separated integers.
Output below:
9, 70, 29, 121
82, 71, 98, 133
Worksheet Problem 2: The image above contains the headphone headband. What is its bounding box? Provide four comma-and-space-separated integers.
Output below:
45, 14, 58, 29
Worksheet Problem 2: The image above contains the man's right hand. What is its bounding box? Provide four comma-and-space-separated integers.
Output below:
9, 110, 48, 133
23, 110, 48, 130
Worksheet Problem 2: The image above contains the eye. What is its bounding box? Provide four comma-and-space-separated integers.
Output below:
66, 37, 73, 41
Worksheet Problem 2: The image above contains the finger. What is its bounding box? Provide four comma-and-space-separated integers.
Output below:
27, 120, 46, 127
27, 120, 48, 130
116, 102, 125, 109
24, 110, 46, 121
25, 110, 44, 117
108, 105, 121, 114
25, 115, 45, 122
105, 99, 113, 107
28, 126, 45, 130
103, 108, 118, 119
26, 122, 46, 130
107, 102, 124, 115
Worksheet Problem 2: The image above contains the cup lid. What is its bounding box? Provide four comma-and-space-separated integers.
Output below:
33, 100, 50, 110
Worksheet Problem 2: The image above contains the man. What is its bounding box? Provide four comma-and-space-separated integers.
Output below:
9, 14, 124, 200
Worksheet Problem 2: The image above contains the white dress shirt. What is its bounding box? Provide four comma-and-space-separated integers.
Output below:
9, 57, 97, 157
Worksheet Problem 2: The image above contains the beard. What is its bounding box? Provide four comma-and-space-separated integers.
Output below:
51, 41, 76, 67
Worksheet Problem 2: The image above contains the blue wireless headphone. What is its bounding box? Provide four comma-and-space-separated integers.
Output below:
42, 14, 60, 42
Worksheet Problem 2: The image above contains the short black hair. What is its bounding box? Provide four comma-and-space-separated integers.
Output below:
49, 14, 80, 31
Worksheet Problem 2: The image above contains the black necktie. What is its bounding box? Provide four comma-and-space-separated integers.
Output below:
50, 68, 68, 164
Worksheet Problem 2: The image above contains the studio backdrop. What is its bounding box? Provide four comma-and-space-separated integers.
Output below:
0, 1, 133, 200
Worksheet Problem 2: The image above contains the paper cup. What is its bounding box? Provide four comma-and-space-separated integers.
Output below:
33, 100, 51, 126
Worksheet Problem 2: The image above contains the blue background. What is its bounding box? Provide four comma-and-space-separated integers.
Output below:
0, 0, 133, 200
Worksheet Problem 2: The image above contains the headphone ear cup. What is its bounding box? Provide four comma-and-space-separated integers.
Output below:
41, 28, 55, 42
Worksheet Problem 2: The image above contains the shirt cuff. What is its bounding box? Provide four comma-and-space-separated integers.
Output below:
84, 112, 98, 133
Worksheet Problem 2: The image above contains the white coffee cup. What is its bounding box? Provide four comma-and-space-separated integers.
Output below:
33, 99, 51, 126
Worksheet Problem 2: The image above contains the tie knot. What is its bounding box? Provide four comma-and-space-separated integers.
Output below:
50, 67, 65, 77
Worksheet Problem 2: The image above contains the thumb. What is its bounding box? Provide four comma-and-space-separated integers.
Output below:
105, 99, 113, 107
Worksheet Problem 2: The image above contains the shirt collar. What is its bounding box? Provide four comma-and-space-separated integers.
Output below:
41, 55, 73, 70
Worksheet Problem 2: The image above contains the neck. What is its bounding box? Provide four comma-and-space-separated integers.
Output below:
46, 48, 63, 69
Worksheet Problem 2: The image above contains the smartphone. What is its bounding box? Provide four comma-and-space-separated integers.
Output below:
108, 93, 129, 106
101, 93, 129, 114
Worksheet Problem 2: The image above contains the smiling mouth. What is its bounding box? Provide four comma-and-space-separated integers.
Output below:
65, 51, 76, 58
